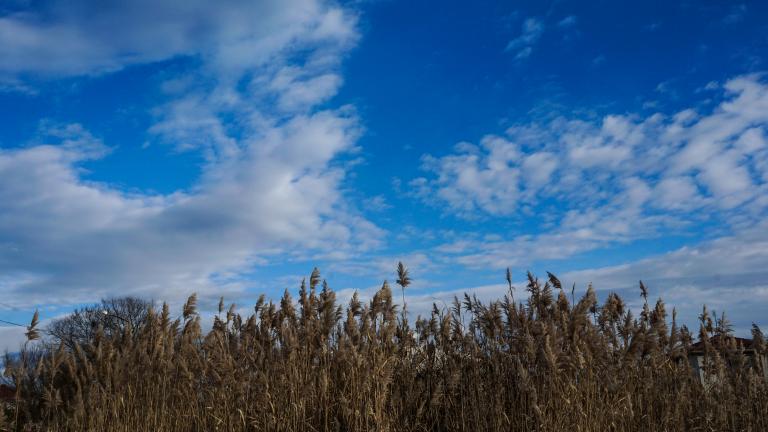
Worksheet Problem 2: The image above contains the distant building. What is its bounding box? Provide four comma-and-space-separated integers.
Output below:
0, 383, 14, 404
688, 336, 768, 384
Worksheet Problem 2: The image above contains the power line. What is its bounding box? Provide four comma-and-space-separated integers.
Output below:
0, 318, 25, 327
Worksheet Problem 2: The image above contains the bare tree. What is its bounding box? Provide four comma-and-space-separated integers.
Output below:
46, 297, 152, 350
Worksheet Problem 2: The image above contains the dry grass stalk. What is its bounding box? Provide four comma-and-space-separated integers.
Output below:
2, 267, 767, 431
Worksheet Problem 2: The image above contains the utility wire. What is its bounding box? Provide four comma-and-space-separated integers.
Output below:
0, 318, 25, 327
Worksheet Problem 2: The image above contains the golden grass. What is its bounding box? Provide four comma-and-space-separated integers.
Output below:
2, 267, 767, 431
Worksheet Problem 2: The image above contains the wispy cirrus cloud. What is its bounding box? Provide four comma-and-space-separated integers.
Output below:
723, 4, 747, 25
557, 16, 577, 28
505, 15, 578, 60
505, 18, 544, 59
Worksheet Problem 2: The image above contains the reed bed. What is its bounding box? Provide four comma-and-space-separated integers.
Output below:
2, 267, 767, 431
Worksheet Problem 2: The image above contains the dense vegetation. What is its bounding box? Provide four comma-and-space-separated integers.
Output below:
2, 266, 767, 431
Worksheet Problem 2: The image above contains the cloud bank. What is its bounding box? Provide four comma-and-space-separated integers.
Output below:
412, 74, 768, 267
0, 0, 356, 77
0, 0, 380, 309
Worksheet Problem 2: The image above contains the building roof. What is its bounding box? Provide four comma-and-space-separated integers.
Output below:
0, 384, 14, 401
689, 336, 757, 354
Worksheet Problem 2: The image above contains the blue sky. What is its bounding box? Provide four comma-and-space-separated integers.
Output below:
1, 0, 768, 350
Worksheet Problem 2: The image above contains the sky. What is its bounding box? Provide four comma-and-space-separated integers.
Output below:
1, 0, 768, 351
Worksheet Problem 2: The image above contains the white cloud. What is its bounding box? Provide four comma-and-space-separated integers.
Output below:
654, 176, 703, 210
505, 18, 544, 59
0, 0, 357, 77
0, 113, 380, 309
559, 221, 768, 333
363, 195, 392, 212
557, 16, 577, 28
413, 74, 768, 223
521, 151, 557, 190
644, 22, 661, 32
407, 222, 768, 335
331, 252, 438, 282
735, 127, 767, 153
433, 183, 671, 271
414, 136, 522, 217
701, 81, 719, 92
0, 0, 382, 316
514, 47, 533, 60
723, 4, 747, 25
411, 74, 768, 270
592, 55, 606, 66
697, 150, 753, 207
0, 326, 26, 354
266, 68, 343, 112
563, 221, 768, 290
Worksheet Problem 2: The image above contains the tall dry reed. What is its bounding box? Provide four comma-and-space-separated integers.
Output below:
2, 267, 767, 431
